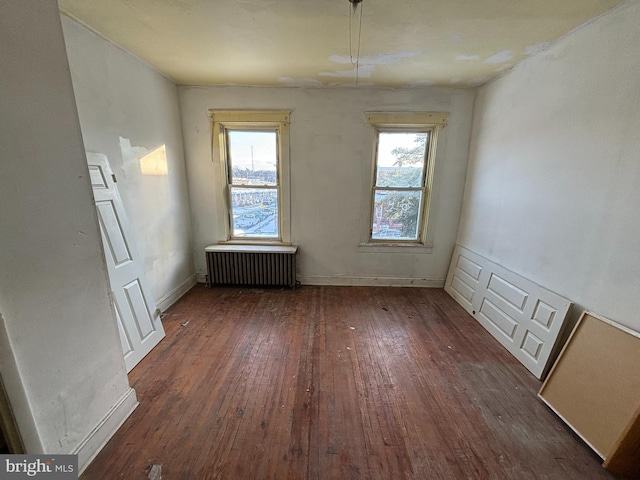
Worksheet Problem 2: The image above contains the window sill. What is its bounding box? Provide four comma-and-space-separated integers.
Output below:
207, 242, 297, 254
217, 239, 292, 247
357, 242, 433, 254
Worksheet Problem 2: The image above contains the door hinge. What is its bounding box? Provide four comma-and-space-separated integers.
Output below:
112, 174, 117, 183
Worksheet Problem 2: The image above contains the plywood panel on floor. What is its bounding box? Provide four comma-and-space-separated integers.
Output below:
81, 285, 621, 480
539, 311, 640, 476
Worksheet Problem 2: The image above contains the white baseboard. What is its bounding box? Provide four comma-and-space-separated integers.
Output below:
74, 387, 138, 474
156, 274, 197, 312
196, 273, 208, 284
299, 275, 445, 287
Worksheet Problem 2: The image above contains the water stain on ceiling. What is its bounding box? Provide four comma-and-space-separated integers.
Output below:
59, 0, 625, 88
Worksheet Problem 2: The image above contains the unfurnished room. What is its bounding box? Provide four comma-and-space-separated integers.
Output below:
1, 0, 639, 479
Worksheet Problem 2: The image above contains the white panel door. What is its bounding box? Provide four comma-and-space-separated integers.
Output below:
87, 153, 165, 372
445, 245, 572, 379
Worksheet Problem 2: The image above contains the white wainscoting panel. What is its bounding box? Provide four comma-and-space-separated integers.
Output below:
445, 245, 572, 379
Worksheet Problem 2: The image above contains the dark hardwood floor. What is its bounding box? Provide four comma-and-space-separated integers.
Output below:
81, 285, 623, 479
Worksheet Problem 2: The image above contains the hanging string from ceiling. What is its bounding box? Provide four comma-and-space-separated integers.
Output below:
348, 0, 364, 85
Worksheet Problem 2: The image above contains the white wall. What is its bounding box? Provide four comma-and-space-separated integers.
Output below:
61, 16, 195, 309
0, 0, 133, 463
180, 86, 475, 286
458, 0, 640, 331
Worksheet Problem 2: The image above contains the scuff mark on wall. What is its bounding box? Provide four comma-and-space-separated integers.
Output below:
484, 50, 513, 64
450, 77, 462, 84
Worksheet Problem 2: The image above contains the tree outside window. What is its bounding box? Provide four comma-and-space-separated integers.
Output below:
366, 112, 447, 245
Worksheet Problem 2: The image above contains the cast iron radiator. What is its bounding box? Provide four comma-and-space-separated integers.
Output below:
205, 245, 298, 288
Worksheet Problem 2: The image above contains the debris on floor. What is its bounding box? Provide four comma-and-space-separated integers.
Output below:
181, 321, 190, 327
146, 464, 162, 480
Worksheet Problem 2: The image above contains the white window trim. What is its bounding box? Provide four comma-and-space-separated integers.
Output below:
209, 110, 291, 245
360, 111, 448, 251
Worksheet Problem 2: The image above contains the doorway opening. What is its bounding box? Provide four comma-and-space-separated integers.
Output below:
0, 376, 25, 454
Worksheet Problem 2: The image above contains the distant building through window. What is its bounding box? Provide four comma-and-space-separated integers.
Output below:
366, 112, 448, 244
210, 110, 291, 243
227, 130, 279, 238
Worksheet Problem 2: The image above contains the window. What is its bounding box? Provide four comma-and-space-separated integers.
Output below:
210, 110, 290, 243
366, 112, 447, 245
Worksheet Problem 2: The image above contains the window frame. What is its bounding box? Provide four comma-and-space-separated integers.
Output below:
364, 112, 448, 248
209, 110, 291, 245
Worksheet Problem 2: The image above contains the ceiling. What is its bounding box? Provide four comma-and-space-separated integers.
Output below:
58, 0, 624, 88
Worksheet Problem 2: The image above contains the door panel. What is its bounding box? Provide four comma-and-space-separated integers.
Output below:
114, 302, 133, 357
123, 280, 155, 339
87, 153, 165, 372
445, 244, 572, 379
96, 201, 132, 265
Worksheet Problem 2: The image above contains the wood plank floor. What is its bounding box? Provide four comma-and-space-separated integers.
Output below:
81, 285, 624, 480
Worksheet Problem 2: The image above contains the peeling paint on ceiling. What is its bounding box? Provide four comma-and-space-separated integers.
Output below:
277, 77, 322, 86
484, 50, 514, 64
319, 67, 373, 79
524, 43, 552, 56
405, 79, 436, 88
58, 0, 625, 88
456, 55, 480, 61
329, 51, 422, 65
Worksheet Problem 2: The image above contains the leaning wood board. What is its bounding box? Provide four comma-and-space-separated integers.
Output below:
539, 311, 640, 476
